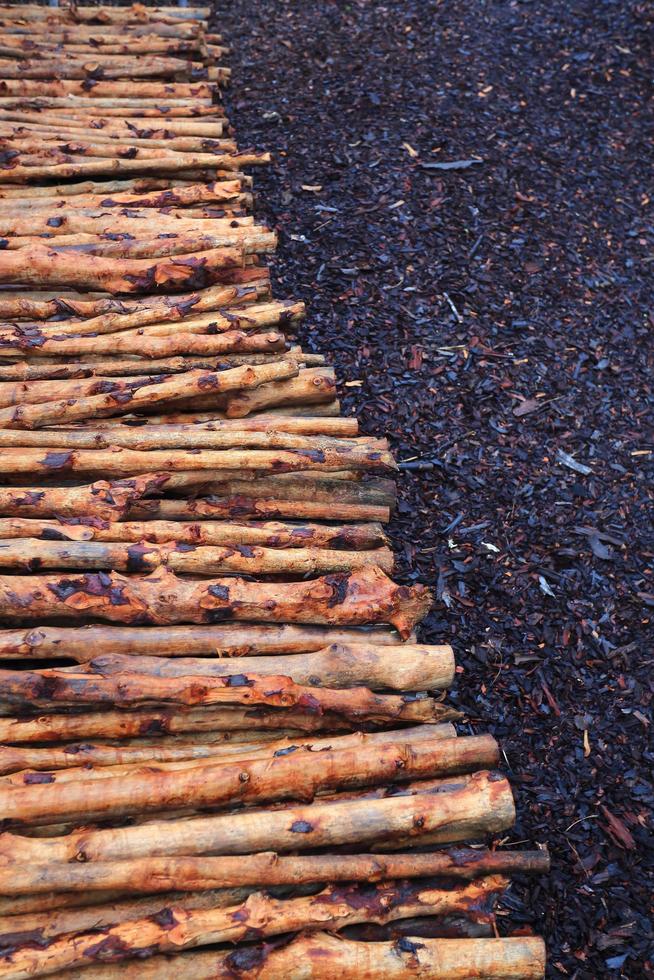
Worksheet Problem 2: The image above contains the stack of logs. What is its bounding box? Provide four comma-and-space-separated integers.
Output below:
0, 3, 547, 978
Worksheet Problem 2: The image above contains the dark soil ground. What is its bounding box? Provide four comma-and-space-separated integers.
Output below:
214, 1, 653, 975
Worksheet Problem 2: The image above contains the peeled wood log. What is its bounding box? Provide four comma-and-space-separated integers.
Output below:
0, 448, 392, 478
87, 642, 454, 691
0, 176, 243, 207
0, 538, 394, 577
0, 770, 514, 866
0, 878, 510, 979
53, 934, 546, 980
0, 736, 497, 827
0, 362, 329, 418
0, 98, 222, 114
0, 361, 303, 412
0, 79, 213, 99
0, 724, 465, 788
0, 114, 224, 138
0, 7, 210, 25
0, 473, 165, 522
0, 663, 450, 722
5, 229, 273, 260
0, 300, 301, 349
0, 287, 271, 346
0, 517, 385, 551
0, 706, 359, 743
0, 178, 238, 209
0, 450, 388, 482
0, 274, 269, 320
0, 150, 269, 183
0, 23, 205, 39
0, 622, 399, 662
130, 491, 389, 524
0, 565, 428, 634
0, 327, 286, 359
132, 469, 393, 493
0, 244, 251, 293
0, 59, 222, 82
0, 349, 323, 381
116, 398, 344, 424
0, 38, 209, 59
0, 361, 297, 429
0, 888, 147, 921
142, 369, 338, 418
0, 848, 548, 898
0, 889, 257, 958
0, 128, 235, 156
0, 725, 456, 777
0, 722, 457, 776
0, 209, 254, 238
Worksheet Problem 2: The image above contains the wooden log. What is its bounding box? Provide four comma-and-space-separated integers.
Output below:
0, 622, 400, 662
0, 99, 222, 114
0, 180, 242, 211
0, 134, 237, 160
84, 642, 453, 691
0, 448, 392, 478
0, 566, 429, 635
0, 176, 245, 206
0, 361, 297, 429
0, 476, 390, 526
0, 538, 395, 577
0, 769, 514, 865
0, 300, 302, 347
0, 79, 214, 99
0, 208, 255, 238
0, 723, 467, 792
0, 662, 449, 721
0, 706, 348, 743
0, 59, 222, 82
0, 39, 210, 59
0, 114, 225, 138
0, 360, 321, 414
0, 888, 152, 920
0, 878, 510, 978
0, 245, 251, 293
0, 473, 166, 522
0, 125, 236, 154
131, 493, 389, 524
131, 470, 396, 506
0, 889, 256, 956
0, 349, 325, 381
0, 328, 287, 359
0, 274, 269, 320
0, 151, 270, 184
0, 848, 549, 898
45, 934, 546, 980
0, 736, 497, 826
0, 724, 456, 776
0, 517, 384, 550
113, 398, 345, 424
0, 7, 211, 25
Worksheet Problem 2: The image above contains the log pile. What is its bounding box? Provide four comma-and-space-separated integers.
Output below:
0, 3, 548, 977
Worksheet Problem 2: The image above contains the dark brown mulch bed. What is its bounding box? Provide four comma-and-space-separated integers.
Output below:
213, 1, 653, 976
